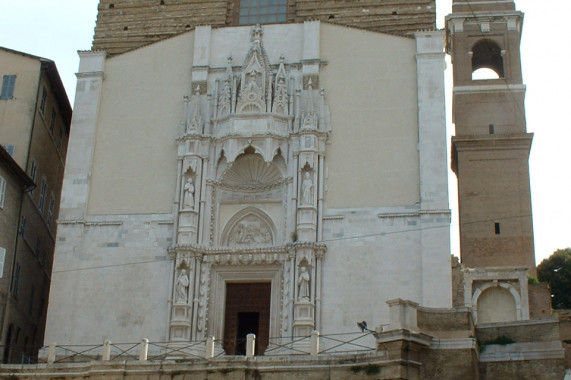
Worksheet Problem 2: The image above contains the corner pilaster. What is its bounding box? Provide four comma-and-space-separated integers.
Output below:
59, 51, 106, 221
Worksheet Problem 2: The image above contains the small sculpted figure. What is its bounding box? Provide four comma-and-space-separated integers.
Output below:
176, 269, 190, 303
301, 172, 313, 205
183, 178, 195, 209
297, 266, 310, 300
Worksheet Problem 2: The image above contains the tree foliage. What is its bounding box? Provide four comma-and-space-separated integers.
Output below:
537, 248, 571, 309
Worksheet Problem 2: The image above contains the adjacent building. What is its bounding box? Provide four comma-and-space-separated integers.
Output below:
0, 48, 71, 363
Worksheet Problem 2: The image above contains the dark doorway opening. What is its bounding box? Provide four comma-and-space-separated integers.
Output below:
236, 312, 259, 355
223, 282, 271, 355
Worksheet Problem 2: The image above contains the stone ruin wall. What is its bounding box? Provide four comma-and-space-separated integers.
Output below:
93, 0, 436, 55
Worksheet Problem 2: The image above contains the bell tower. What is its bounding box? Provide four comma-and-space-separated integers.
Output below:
446, 0, 535, 274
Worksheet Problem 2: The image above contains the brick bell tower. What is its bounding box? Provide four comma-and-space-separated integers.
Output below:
446, 0, 536, 274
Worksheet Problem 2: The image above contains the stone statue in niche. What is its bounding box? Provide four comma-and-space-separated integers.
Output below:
297, 266, 310, 300
183, 178, 195, 209
176, 269, 190, 303
301, 172, 314, 205
227, 215, 273, 245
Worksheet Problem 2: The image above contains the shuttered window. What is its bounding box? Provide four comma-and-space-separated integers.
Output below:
0, 75, 16, 99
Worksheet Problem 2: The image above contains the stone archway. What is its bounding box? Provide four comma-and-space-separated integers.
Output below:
473, 282, 521, 324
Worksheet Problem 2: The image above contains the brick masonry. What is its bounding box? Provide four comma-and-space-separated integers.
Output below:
93, 0, 436, 55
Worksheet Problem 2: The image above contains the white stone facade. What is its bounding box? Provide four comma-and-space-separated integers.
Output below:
45, 22, 451, 348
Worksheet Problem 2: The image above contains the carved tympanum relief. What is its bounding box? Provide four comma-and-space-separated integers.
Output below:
227, 214, 273, 246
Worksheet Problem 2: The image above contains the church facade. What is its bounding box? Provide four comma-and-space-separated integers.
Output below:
44, 18, 452, 350
35, 3, 570, 378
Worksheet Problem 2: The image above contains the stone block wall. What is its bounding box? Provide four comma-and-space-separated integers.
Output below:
479, 359, 565, 380
421, 347, 478, 380
451, 255, 465, 307
417, 306, 474, 338
528, 282, 552, 320
92, 0, 436, 55
476, 319, 561, 344
556, 310, 571, 367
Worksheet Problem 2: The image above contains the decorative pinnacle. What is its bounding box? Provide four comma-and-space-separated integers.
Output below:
252, 24, 263, 43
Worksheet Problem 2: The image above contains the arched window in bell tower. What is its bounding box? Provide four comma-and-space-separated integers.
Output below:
471, 39, 504, 80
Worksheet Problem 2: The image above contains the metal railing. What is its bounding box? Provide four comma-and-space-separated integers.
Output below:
22, 330, 376, 364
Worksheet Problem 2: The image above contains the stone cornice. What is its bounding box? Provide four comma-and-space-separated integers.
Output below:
453, 84, 526, 94
207, 176, 292, 191
76, 71, 105, 79
452, 133, 533, 150
378, 209, 451, 219
169, 241, 327, 256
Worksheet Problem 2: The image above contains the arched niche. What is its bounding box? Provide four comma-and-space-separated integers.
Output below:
218, 148, 285, 184
221, 207, 278, 246
471, 39, 504, 79
473, 282, 521, 324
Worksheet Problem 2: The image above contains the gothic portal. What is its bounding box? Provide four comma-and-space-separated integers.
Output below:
169, 25, 328, 345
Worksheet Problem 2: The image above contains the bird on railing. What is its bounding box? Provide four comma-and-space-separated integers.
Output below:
357, 321, 368, 332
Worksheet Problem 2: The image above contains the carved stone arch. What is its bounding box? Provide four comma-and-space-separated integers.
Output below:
472, 281, 522, 324
222, 140, 264, 164
220, 150, 282, 186
221, 207, 277, 246
216, 151, 228, 180
247, 143, 265, 160
271, 150, 287, 178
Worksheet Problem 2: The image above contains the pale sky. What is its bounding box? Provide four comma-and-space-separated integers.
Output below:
0, 0, 569, 264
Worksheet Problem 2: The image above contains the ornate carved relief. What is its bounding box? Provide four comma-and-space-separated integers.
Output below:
172, 23, 333, 344
222, 208, 277, 246
301, 79, 317, 130
220, 152, 282, 186
227, 215, 273, 246
272, 58, 289, 116
218, 58, 234, 118
237, 25, 270, 114
197, 260, 210, 336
